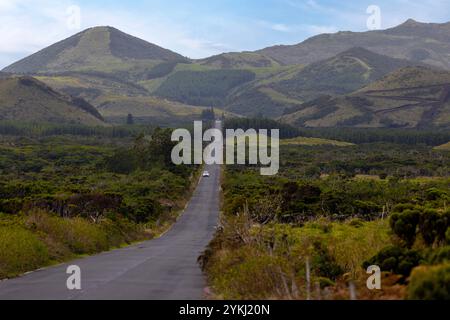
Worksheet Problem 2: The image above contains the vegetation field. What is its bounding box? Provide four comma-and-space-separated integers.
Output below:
201, 132, 450, 300
0, 128, 199, 279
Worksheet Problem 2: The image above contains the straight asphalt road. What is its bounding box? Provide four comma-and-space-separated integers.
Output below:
0, 164, 220, 300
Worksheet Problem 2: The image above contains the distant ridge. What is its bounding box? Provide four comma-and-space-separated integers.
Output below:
257, 19, 450, 69
225, 47, 424, 117
280, 66, 450, 128
271, 46, 424, 100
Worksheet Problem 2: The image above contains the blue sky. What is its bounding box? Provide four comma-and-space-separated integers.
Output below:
0, 0, 449, 68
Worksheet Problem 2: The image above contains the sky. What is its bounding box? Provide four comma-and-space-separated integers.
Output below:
0, 0, 449, 68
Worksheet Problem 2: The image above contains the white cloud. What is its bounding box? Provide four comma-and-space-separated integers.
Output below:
271, 23, 291, 32
258, 19, 337, 37
0, 0, 74, 54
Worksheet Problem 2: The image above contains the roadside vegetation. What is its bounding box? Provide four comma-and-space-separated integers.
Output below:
201, 130, 450, 300
0, 127, 199, 279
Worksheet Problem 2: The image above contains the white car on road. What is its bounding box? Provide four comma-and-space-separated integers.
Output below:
202, 171, 210, 177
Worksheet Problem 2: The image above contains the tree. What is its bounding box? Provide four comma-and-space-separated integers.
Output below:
147, 128, 177, 168
201, 108, 215, 121
390, 209, 420, 248
363, 246, 422, 277
126, 114, 134, 125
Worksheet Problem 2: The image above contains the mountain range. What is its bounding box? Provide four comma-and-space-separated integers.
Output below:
1, 19, 450, 128
257, 19, 450, 69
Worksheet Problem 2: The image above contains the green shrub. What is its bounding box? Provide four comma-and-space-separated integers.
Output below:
312, 242, 343, 280
425, 188, 448, 201
419, 209, 440, 246
0, 226, 49, 278
65, 217, 109, 254
438, 211, 450, 243
363, 246, 423, 277
101, 216, 146, 245
122, 197, 160, 223
106, 149, 139, 174
392, 203, 415, 213
408, 263, 450, 300
390, 209, 420, 247
348, 219, 364, 228
446, 227, 450, 245
419, 209, 450, 246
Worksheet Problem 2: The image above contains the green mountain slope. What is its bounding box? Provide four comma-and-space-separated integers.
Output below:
154, 69, 256, 106
224, 47, 422, 117
272, 47, 423, 99
0, 76, 106, 125
197, 52, 281, 69
257, 19, 450, 70
34, 72, 150, 104
280, 67, 450, 128
96, 95, 234, 125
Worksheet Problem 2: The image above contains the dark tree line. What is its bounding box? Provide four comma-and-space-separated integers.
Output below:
0, 121, 151, 138
224, 117, 301, 139
298, 127, 450, 146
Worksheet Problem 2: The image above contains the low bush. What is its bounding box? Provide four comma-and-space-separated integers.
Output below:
408, 263, 450, 300
419, 209, 450, 246
312, 242, 343, 280
363, 246, 423, 277
390, 210, 420, 248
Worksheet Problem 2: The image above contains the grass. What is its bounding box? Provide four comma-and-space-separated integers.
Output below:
204, 218, 391, 299
26, 212, 110, 255
258, 87, 303, 105
269, 219, 391, 277
0, 225, 50, 279
0, 211, 149, 279
281, 136, 354, 147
